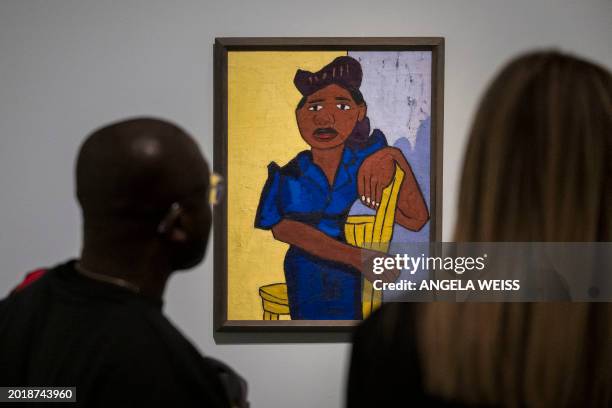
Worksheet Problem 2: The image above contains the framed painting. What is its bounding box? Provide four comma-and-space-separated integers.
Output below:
214, 38, 444, 331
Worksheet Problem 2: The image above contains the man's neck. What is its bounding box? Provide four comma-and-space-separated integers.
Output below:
79, 243, 171, 300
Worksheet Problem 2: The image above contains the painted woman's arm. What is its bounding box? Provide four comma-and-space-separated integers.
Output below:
358, 147, 429, 232
271, 219, 398, 283
389, 149, 429, 231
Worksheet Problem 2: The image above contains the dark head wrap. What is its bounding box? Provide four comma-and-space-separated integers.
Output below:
294, 56, 371, 148
294, 56, 363, 96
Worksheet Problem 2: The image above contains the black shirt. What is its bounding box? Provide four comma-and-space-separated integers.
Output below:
347, 303, 472, 408
0, 260, 246, 407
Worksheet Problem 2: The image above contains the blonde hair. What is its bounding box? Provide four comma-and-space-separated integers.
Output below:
418, 52, 612, 407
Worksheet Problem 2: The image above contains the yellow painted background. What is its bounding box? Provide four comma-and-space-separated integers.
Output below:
227, 51, 347, 320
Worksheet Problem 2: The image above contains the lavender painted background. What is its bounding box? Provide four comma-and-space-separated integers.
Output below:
347, 51, 432, 299
348, 51, 432, 242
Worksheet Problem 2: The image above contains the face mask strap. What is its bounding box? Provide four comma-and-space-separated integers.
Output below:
157, 202, 182, 234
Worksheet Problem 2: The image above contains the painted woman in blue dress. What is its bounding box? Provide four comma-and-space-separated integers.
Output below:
255, 56, 429, 320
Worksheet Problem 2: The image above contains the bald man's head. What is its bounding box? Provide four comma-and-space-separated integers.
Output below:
76, 117, 211, 270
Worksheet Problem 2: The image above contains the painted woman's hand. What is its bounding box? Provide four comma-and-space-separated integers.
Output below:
358, 147, 401, 209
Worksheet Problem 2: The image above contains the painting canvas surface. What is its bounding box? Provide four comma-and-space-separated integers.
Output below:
226, 50, 432, 321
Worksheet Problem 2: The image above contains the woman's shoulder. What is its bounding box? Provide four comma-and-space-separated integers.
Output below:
368, 129, 388, 147
266, 151, 312, 179
352, 129, 388, 158
348, 303, 429, 407
354, 302, 419, 349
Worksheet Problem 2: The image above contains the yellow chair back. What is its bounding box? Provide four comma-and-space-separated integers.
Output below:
345, 164, 405, 318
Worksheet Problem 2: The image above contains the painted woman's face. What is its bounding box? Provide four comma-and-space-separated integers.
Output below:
296, 84, 366, 150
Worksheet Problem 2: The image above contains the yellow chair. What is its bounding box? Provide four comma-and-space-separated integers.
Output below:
345, 164, 405, 318
259, 283, 290, 320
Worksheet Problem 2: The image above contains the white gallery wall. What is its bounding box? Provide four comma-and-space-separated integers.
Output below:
0, 1, 610, 407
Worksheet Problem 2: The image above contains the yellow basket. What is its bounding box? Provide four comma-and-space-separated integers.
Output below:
345, 164, 404, 318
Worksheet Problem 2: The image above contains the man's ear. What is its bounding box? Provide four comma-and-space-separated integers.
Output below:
358, 104, 367, 122
158, 203, 188, 242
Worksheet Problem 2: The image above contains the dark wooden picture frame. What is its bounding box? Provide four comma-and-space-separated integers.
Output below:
214, 37, 444, 332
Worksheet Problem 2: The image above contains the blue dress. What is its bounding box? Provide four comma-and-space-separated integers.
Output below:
255, 130, 387, 320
